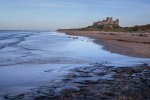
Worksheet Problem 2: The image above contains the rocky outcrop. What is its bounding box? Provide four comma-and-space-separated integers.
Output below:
4, 64, 150, 100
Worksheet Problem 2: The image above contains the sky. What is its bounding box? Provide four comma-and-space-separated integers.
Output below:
0, 0, 150, 30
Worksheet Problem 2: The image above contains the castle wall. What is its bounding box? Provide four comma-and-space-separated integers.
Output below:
93, 17, 119, 27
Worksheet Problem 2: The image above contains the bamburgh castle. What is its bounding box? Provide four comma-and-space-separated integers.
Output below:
93, 17, 119, 29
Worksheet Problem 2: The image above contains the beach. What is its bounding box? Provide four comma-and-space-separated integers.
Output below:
0, 31, 150, 100
58, 30, 150, 58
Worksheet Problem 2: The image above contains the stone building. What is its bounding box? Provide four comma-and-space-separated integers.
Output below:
93, 17, 119, 29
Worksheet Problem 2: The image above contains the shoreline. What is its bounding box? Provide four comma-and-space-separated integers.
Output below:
58, 30, 150, 58
1, 31, 150, 100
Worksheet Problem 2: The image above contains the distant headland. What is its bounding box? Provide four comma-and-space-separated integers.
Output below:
58, 17, 150, 32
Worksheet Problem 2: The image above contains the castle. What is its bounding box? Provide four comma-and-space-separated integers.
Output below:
93, 17, 119, 29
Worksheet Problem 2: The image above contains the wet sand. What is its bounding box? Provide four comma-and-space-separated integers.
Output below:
58, 30, 150, 58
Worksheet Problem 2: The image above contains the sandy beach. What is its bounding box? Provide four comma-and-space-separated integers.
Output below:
58, 30, 150, 58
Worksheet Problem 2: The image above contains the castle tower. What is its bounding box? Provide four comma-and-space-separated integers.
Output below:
106, 17, 109, 21
106, 17, 112, 22
115, 19, 119, 26
109, 17, 113, 22
106, 17, 113, 24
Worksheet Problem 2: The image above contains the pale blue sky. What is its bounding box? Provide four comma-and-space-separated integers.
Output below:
0, 0, 150, 30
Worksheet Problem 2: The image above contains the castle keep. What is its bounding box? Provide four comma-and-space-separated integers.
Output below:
93, 17, 119, 29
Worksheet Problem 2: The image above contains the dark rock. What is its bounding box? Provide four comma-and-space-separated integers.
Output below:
132, 67, 142, 73
104, 91, 115, 97
115, 67, 132, 74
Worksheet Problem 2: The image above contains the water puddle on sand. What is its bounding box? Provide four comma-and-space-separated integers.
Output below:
0, 31, 150, 97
